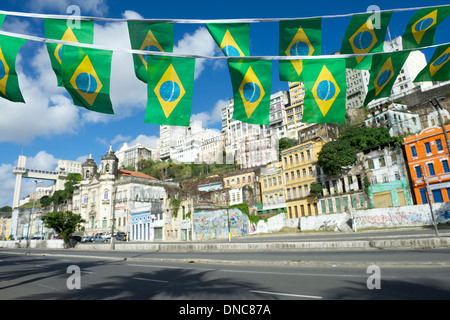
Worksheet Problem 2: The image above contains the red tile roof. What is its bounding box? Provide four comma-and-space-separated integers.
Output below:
118, 169, 158, 180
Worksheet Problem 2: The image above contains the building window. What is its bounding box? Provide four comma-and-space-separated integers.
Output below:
425, 142, 431, 154
415, 166, 422, 178
436, 139, 443, 152
379, 157, 386, 167
442, 159, 450, 173
104, 190, 109, 200
428, 163, 435, 176
411, 146, 417, 158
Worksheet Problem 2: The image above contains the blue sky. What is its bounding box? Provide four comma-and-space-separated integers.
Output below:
0, 0, 449, 207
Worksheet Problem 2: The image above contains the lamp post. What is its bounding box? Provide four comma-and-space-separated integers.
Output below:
27, 180, 42, 254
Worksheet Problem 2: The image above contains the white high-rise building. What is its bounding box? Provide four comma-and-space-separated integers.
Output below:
367, 36, 432, 109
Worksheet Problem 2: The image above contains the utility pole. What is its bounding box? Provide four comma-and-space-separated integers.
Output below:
422, 165, 439, 237
430, 97, 450, 154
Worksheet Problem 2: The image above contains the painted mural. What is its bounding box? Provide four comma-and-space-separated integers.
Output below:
193, 208, 250, 241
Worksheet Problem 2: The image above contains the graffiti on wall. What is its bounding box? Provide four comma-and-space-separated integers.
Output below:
192, 208, 250, 241
354, 210, 428, 228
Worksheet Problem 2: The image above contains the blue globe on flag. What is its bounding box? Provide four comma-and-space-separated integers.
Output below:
316, 80, 335, 101
243, 82, 261, 103
76, 73, 97, 94
160, 81, 181, 102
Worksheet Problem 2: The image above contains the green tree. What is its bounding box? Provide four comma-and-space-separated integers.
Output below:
309, 182, 323, 197
318, 139, 357, 175
40, 211, 85, 248
40, 196, 52, 208
64, 173, 81, 195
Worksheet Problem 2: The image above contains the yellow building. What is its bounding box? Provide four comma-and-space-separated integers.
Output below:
285, 82, 312, 140
259, 161, 286, 214
281, 139, 325, 218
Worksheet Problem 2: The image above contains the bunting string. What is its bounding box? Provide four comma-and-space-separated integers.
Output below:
0, 29, 448, 61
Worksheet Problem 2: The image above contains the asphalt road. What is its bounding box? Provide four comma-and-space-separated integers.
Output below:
1, 247, 450, 302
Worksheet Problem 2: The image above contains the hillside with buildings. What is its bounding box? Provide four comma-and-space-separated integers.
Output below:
4, 36, 450, 241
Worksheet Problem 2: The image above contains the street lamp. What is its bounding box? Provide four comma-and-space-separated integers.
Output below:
26, 180, 42, 254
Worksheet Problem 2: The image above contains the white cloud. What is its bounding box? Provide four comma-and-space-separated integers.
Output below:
0, 46, 81, 145
174, 27, 220, 80
191, 98, 228, 128
26, 151, 60, 171
0, 151, 61, 208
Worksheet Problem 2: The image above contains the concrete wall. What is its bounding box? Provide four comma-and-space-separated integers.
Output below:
253, 202, 450, 233
0, 239, 65, 249
192, 208, 250, 240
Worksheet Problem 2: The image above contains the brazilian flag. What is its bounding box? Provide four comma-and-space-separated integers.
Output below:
279, 18, 322, 81
127, 21, 173, 83
414, 44, 450, 82
0, 14, 5, 29
145, 56, 195, 126
402, 6, 450, 49
206, 23, 250, 57
0, 35, 27, 103
340, 11, 393, 69
61, 46, 114, 114
228, 59, 272, 125
302, 58, 347, 123
363, 51, 410, 107
45, 18, 94, 87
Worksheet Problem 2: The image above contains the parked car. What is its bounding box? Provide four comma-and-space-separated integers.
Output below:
81, 236, 91, 243
30, 236, 41, 240
102, 232, 112, 239
93, 236, 108, 243
115, 232, 127, 241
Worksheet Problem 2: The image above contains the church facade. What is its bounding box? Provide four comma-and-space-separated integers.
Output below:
72, 147, 181, 239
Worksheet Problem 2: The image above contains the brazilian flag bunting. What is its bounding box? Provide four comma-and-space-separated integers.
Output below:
127, 21, 173, 83
302, 58, 347, 123
145, 56, 195, 126
61, 46, 114, 114
402, 6, 450, 49
206, 23, 250, 57
228, 59, 272, 125
414, 44, 450, 82
279, 18, 322, 81
340, 11, 393, 69
45, 18, 94, 87
363, 51, 410, 106
0, 35, 27, 103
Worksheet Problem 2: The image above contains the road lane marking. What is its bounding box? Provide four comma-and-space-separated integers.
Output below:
132, 277, 169, 283
250, 290, 322, 299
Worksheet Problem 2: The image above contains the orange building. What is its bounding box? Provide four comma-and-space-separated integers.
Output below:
404, 125, 450, 204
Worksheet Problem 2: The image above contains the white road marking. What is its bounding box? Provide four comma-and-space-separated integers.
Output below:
250, 290, 322, 299
132, 277, 169, 283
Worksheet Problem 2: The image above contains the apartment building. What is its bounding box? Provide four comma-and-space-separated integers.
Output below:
259, 161, 286, 214
281, 139, 325, 218
404, 125, 450, 204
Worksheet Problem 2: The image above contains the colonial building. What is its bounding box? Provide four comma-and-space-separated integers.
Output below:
404, 125, 450, 204
72, 147, 181, 240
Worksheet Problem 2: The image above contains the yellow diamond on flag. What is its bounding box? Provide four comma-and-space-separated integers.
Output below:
429, 46, 450, 77
0, 47, 10, 96
139, 29, 164, 69
238, 66, 265, 118
312, 65, 340, 117
374, 57, 394, 96
154, 64, 186, 118
70, 55, 103, 106
54, 27, 79, 65
220, 30, 245, 57
349, 18, 377, 63
285, 26, 315, 76
411, 10, 437, 46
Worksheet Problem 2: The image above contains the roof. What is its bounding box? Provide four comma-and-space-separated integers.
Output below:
118, 169, 158, 180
